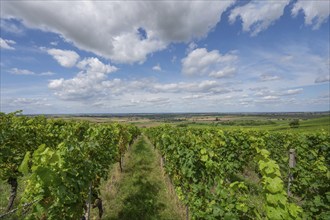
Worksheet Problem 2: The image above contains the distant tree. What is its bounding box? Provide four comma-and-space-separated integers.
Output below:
289, 119, 300, 128
215, 117, 219, 121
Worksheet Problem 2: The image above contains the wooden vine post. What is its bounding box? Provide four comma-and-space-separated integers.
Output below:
120, 155, 124, 172
84, 182, 92, 220
287, 149, 296, 197
161, 156, 165, 168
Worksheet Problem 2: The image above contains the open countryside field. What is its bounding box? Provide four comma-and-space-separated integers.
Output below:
61, 112, 330, 133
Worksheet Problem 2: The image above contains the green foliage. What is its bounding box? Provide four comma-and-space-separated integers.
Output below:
253, 141, 302, 219
146, 126, 329, 219
289, 119, 300, 128
0, 112, 140, 219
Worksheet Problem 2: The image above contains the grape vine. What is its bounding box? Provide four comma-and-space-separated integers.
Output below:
0, 112, 140, 219
146, 126, 329, 219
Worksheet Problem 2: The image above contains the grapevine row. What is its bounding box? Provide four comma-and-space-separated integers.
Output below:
146, 125, 329, 219
0, 112, 140, 219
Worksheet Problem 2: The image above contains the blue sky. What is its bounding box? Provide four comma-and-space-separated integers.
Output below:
0, 1, 329, 114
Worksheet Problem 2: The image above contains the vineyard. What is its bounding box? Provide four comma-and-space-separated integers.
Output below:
146, 126, 329, 220
0, 112, 329, 219
0, 112, 140, 219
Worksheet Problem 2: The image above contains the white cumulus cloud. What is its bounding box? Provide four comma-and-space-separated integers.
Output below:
285, 88, 303, 95
50, 41, 58, 46
229, 0, 290, 36
209, 66, 236, 79
1, 1, 234, 64
47, 48, 80, 68
0, 37, 16, 50
152, 63, 162, 71
48, 57, 118, 100
292, 1, 330, 29
262, 95, 279, 100
181, 48, 238, 78
77, 57, 118, 74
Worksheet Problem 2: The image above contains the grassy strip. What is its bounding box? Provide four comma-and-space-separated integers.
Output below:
99, 136, 183, 220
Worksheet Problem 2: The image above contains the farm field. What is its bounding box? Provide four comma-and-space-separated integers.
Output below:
60, 112, 330, 133
184, 115, 330, 132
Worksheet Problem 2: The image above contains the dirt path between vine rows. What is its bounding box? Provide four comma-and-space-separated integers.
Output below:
96, 136, 184, 220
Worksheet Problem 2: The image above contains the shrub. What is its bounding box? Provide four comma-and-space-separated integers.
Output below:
289, 119, 300, 128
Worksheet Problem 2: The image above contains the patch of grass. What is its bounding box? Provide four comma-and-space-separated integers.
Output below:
100, 137, 182, 220
0, 180, 10, 214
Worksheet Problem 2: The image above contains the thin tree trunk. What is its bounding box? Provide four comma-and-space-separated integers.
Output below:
6, 177, 18, 212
